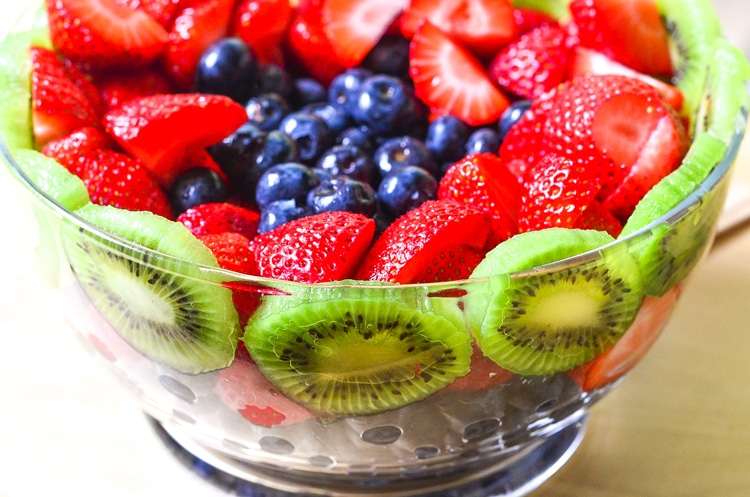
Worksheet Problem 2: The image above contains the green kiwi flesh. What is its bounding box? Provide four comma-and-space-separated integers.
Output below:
244, 284, 473, 416
656, 0, 722, 129
62, 203, 241, 374
511, 0, 570, 21
11, 149, 90, 210
467, 228, 644, 376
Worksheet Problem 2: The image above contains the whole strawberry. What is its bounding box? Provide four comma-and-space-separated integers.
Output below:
250, 210, 376, 284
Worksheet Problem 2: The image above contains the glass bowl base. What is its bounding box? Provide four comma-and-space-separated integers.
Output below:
150, 413, 588, 497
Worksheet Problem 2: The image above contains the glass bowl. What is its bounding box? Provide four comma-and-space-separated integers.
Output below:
1, 1, 748, 496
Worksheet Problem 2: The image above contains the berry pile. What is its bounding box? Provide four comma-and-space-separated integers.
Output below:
33, 0, 689, 285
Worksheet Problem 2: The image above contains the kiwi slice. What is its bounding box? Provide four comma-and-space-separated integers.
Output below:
62, 203, 241, 374
244, 282, 473, 416
656, 0, 722, 128
511, 0, 571, 21
466, 228, 644, 376
10, 149, 90, 210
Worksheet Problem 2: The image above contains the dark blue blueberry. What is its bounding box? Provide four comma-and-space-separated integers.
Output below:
207, 122, 266, 196
169, 167, 228, 215
465, 128, 501, 154
249, 63, 293, 101
315, 145, 375, 184
328, 68, 373, 108
362, 35, 411, 79
377, 165, 438, 219
255, 162, 320, 208
251, 130, 300, 174
498, 99, 532, 142
349, 74, 416, 137
301, 102, 351, 137
307, 176, 377, 217
257, 199, 309, 233
292, 77, 327, 108
278, 111, 333, 165
425, 114, 470, 165
373, 136, 437, 178
195, 37, 259, 103
245, 93, 291, 131
335, 126, 375, 154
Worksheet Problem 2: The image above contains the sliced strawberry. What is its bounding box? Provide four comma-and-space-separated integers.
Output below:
517, 153, 600, 233
60, 58, 108, 117
411, 242, 486, 283
102, 93, 247, 186
568, 46, 684, 111
177, 202, 260, 239
573, 200, 622, 238
354, 200, 491, 284
574, 285, 682, 392
512, 7, 559, 35
216, 343, 314, 427
569, 0, 673, 77
400, 0, 516, 58
438, 153, 520, 245
41, 126, 117, 177
489, 24, 572, 100
250, 211, 376, 284
93, 68, 173, 110
78, 148, 174, 218
230, 0, 294, 65
30, 46, 101, 147
161, 0, 235, 90
114, 0, 183, 27
286, 0, 347, 85
542, 74, 684, 204
321, 0, 408, 68
409, 21, 510, 127
45, 0, 169, 71
444, 344, 515, 393
198, 232, 258, 275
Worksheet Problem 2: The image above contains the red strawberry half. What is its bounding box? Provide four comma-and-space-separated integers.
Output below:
177, 202, 260, 239
30, 46, 100, 147
250, 211, 376, 284
230, 0, 294, 65
321, 0, 408, 68
41, 125, 117, 177
438, 153, 520, 245
93, 68, 173, 110
45, 0, 169, 71
102, 93, 247, 186
409, 21, 510, 126
355, 200, 491, 284
198, 231, 258, 275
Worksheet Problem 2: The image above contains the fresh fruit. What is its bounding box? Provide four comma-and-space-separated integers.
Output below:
93, 68, 173, 110
229, 0, 294, 65
29, 46, 100, 147
216, 343, 314, 427
243, 283, 473, 415
45, 0, 169, 71
438, 153, 520, 244
177, 202, 260, 239
102, 93, 247, 186
355, 200, 492, 283
250, 210, 376, 283
569, 0, 673, 77
198, 231, 258, 275
41, 125, 116, 177
286, 0, 346, 86
467, 228, 644, 376
11, 149, 90, 210
409, 20, 510, 126
321, 0, 407, 68
62, 203, 241, 373
400, 0, 517, 58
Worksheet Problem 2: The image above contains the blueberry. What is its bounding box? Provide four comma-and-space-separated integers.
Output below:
258, 199, 309, 233
315, 145, 376, 184
207, 122, 266, 193
255, 162, 320, 208
245, 93, 290, 131
301, 102, 351, 137
362, 35, 411, 79
307, 176, 377, 217
328, 68, 373, 108
169, 167, 228, 215
373, 136, 437, 178
292, 77, 327, 108
350, 74, 416, 137
195, 37, 259, 103
377, 165, 437, 218
335, 126, 375, 154
465, 128, 501, 154
498, 99, 532, 141
278, 111, 333, 165
249, 63, 293, 101
425, 114, 470, 165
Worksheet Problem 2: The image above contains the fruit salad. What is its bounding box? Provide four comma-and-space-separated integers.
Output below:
0, 0, 748, 487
